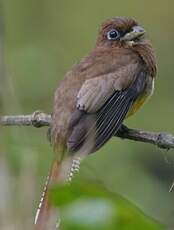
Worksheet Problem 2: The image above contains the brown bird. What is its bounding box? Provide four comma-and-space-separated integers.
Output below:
35, 17, 157, 229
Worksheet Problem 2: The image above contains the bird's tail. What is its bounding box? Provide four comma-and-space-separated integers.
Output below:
34, 157, 81, 230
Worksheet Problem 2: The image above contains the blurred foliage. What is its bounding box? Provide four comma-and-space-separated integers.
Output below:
0, 0, 174, 229
50, 181, 164, 230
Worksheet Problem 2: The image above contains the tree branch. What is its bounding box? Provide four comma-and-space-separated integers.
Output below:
0, 111, 174, 150
116, 125, 174, 149
0, 111, 51, 127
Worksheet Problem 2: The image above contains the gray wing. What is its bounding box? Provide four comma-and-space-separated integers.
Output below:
76, 63, 139, 113
67, 71, 147, 154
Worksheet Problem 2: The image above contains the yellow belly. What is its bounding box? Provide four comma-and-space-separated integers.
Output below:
127, 95, 149, 118
127, 77, 154, 117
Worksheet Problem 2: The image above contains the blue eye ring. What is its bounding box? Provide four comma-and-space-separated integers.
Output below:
107, 29, 120, 40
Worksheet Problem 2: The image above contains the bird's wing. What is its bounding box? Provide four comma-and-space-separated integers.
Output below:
93, 71, 147, 151
76, 76, 115, 113
67, 68, 147, 154
76, 62, 139, 113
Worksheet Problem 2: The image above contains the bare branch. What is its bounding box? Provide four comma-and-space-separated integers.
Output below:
116, 125, 174, 149
0, 111, 51, 127
0, 111, 174, 150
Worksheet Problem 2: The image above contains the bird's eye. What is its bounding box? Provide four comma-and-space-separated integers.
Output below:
107, 29, 120, 40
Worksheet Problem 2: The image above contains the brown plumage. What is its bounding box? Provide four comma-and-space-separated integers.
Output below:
35, 17, 157, 229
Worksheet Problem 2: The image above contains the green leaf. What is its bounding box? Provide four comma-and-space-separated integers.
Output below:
49, 181, 164, 230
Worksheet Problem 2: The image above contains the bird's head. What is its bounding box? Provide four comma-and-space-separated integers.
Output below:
96, 17, 146, 48
96, 17, 157, 77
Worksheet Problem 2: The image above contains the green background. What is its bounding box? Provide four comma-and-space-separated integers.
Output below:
0, 0, 174, 229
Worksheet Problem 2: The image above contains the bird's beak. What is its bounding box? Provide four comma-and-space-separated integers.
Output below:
121, 26, 145, 41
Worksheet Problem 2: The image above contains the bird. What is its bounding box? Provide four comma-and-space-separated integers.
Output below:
35, 16, 157, 229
